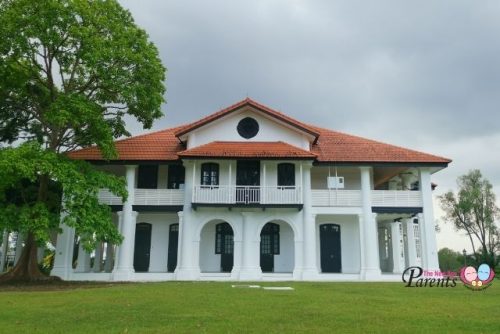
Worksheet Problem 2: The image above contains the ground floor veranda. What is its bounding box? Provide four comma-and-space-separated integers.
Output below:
47, 206, 436, 282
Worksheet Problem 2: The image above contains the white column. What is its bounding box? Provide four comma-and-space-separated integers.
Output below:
93, 242, 103, 273
419, 168, 439, 271
239, 212, 261, 280
405, 218, 417, 267
359, 166, 381, 280
75, 242, 91, 273
391, 222, 404, 274
104, 242, 114, 273
113, 164, 138, 281
51, 222, 75, 280
302, 162, 317, 279
175, 161, 200, 280
14, 232, 24, 265
0, 230, 9, 272
231, 227, 243, 280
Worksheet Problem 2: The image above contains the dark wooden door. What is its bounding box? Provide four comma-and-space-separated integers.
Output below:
134, 223, 152, 272
260, 223, 279, 272
236, 160, 260, 203
320, 224, 341, 273
167, 224, 178, 272
216, 223, 234, 272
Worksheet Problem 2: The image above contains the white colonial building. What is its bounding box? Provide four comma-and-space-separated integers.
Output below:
50, 99, 450, 281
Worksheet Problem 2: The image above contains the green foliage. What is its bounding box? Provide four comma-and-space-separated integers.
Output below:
438, 247, 463, 272
0, 0, 165, 272
439, 170, 500, 268
0, 0, 165, 155
0, 142, 126, 250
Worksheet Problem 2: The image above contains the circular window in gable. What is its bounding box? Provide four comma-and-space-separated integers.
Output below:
237, 117, 259, 139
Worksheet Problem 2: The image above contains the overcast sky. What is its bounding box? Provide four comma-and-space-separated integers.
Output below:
118, 0, 500, 252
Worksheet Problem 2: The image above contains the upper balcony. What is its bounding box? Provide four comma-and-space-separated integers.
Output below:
311, 189, 422, 208
192, 185, 302, 209
98, 188, 184, 208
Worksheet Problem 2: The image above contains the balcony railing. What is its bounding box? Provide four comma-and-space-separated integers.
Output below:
98, 189, 185, 206
192, 185, 302, 205
371, 190, 422, 207
311, 190, 422, 207
311, 190, 362, 207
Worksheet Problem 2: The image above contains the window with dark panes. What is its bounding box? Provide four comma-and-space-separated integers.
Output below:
137, 165, 158, 189
201, 163, 219, 186
277, 163, 295, 187
215, 223, 233, 254
167, 164, 185, 189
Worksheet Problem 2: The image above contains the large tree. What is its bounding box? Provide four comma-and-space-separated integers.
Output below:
0, 0, 165, 282
439, 170, 499, 268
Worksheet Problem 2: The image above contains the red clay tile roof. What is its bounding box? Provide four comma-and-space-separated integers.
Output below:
309, 125, 451, 164
178, 141, 317, 159
67, 126, 184, 161
67, 99, 451, 165
174, 98, 320, 139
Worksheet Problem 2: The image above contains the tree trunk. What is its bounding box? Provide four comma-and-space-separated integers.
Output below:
0, 232, 52, 283
0, 174, 60, 283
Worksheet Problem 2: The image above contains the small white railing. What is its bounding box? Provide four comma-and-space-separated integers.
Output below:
98, 189, 123, 205
98, 188, 184, 206
134, 189, 184, 206
371, 190, 422, 207
311, 190, 362, 207
311, 189, 423, 207
192, 185, 302, 205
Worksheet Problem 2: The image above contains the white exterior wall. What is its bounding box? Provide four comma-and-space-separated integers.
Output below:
316, 215, 361, 274
136, 213, 178, 272
186, 108, 311, 150
311, 167, 361, 190
273, 220, 295, 272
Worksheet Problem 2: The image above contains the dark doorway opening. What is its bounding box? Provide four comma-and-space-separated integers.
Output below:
320, 224, 341, 273
215, 222, 234, 272
134, 223, 152, 272
260, 223, 280, 272
167, 224, 179, 272
236, 160, 260, 203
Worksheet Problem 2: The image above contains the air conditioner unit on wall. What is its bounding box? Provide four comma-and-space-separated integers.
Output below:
327, 176, 344, 189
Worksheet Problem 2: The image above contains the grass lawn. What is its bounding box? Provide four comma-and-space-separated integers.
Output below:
0, 281, 498, 333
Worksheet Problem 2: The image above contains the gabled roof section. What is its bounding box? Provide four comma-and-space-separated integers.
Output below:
174, 98, 320, 140
178, 141, 317, 159
67, 126, 184, 161
310, 125, 451, 165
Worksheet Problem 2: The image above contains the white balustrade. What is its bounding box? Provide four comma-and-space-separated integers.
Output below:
311, 189, 422, 207
192, 186, 302, 205
371, 190, 422, 207
98, 188, 185, 206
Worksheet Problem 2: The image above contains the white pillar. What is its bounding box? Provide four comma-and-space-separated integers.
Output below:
93, 242, 103, 273
75, 242, 91, 273
419, 168, 439, 271
239, 212, 261, 280
51, 222, 75, 280
112, 210, 138, 280
231, 229, 243, 280
302, 163, 317, 279
391, 222, 404, 274
405, 218, 418, 267
359, 166, 381, 280
14, 232, 24, 265
0, 230, 8, 272
113, 164, 138, 281
104, 242, 114, 273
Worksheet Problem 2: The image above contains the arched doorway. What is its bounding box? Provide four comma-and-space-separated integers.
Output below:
320, 224, 341, 273
260, 221, 294, 273
167, 223, 179, 272
199, 220, 234, 273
